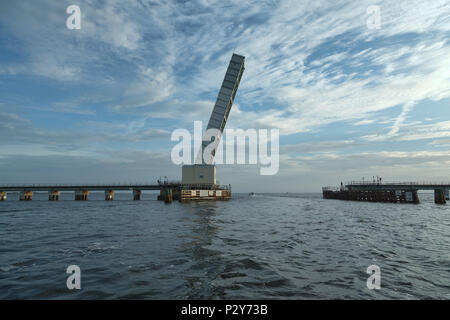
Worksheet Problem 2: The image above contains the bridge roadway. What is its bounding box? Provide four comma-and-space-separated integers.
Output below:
0, 183, 181, 201
322, 181, 450, 204
347, 182, 450, 204
0, 183, 231, 202
0, 183, 178, 192
346, 182, 450, 191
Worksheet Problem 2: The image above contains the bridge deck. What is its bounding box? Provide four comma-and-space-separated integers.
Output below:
346, 182, 450, 191
0, 184, 177, 192
0, 183, 230, 192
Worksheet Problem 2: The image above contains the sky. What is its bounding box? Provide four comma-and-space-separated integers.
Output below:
0, 0, 450, 192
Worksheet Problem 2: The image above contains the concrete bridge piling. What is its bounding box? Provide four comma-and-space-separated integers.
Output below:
434, 189, 446, 204
20, 191, 33, 201
48, 191, 60, 201
104, 190, 114, 201
75, 190, 89, 201
133, 189, 141, 200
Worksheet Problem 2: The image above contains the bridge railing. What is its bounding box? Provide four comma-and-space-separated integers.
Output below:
0, 182, 165, 188
347, 181, 450, 187
179, 184, 231, 190
322, 186, 346, 192
157, 180, 181, 186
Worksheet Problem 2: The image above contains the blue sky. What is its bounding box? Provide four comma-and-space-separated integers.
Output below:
0, 0, 450, 192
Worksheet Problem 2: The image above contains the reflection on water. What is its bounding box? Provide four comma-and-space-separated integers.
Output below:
180, 202, 224, 299
0, 192, 449, 299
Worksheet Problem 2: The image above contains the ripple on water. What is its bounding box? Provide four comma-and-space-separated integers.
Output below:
0, 193, 449, 299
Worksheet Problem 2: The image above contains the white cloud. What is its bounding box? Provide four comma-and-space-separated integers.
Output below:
281, 140, 358, 153
353, 119, 375, 126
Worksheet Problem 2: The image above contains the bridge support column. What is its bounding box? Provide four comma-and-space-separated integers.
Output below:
412, 190, 420, 204
0, 191, 6, 201
75, 190, 89, 201
105, 190, 114, 201
48, 191, 60, 201
133, 189, 141, 200
165, 188, 173, 203
434, 189, 446, 204
20, 191, 33, 201
158, 188, 173, 203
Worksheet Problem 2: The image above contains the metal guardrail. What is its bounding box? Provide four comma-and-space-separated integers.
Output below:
0, 183, 166, 192
0, 182, 161, 187
322, 186, 342, 191
347, 181, 450, 186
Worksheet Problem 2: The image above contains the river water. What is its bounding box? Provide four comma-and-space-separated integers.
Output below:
0, 192, 449, 299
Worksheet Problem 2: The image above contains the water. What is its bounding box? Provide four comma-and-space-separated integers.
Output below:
1, 192, 449, 299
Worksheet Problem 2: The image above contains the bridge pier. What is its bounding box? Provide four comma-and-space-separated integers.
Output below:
412, 190, 420, 204
48, 191, 60, 201
158, 188, 173, 203
165, 188, 173, 203
20, 191, 33, 201
434, 189, 446, 204
75, 190, 89, 201
133, 189, 141, 200
157, 187, 182, 202
0, 191, 6, 201
105, 190, 114, 201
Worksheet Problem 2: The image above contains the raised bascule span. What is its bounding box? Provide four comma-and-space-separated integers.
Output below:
180, 53, 245, 201
195, 53, 245, 165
